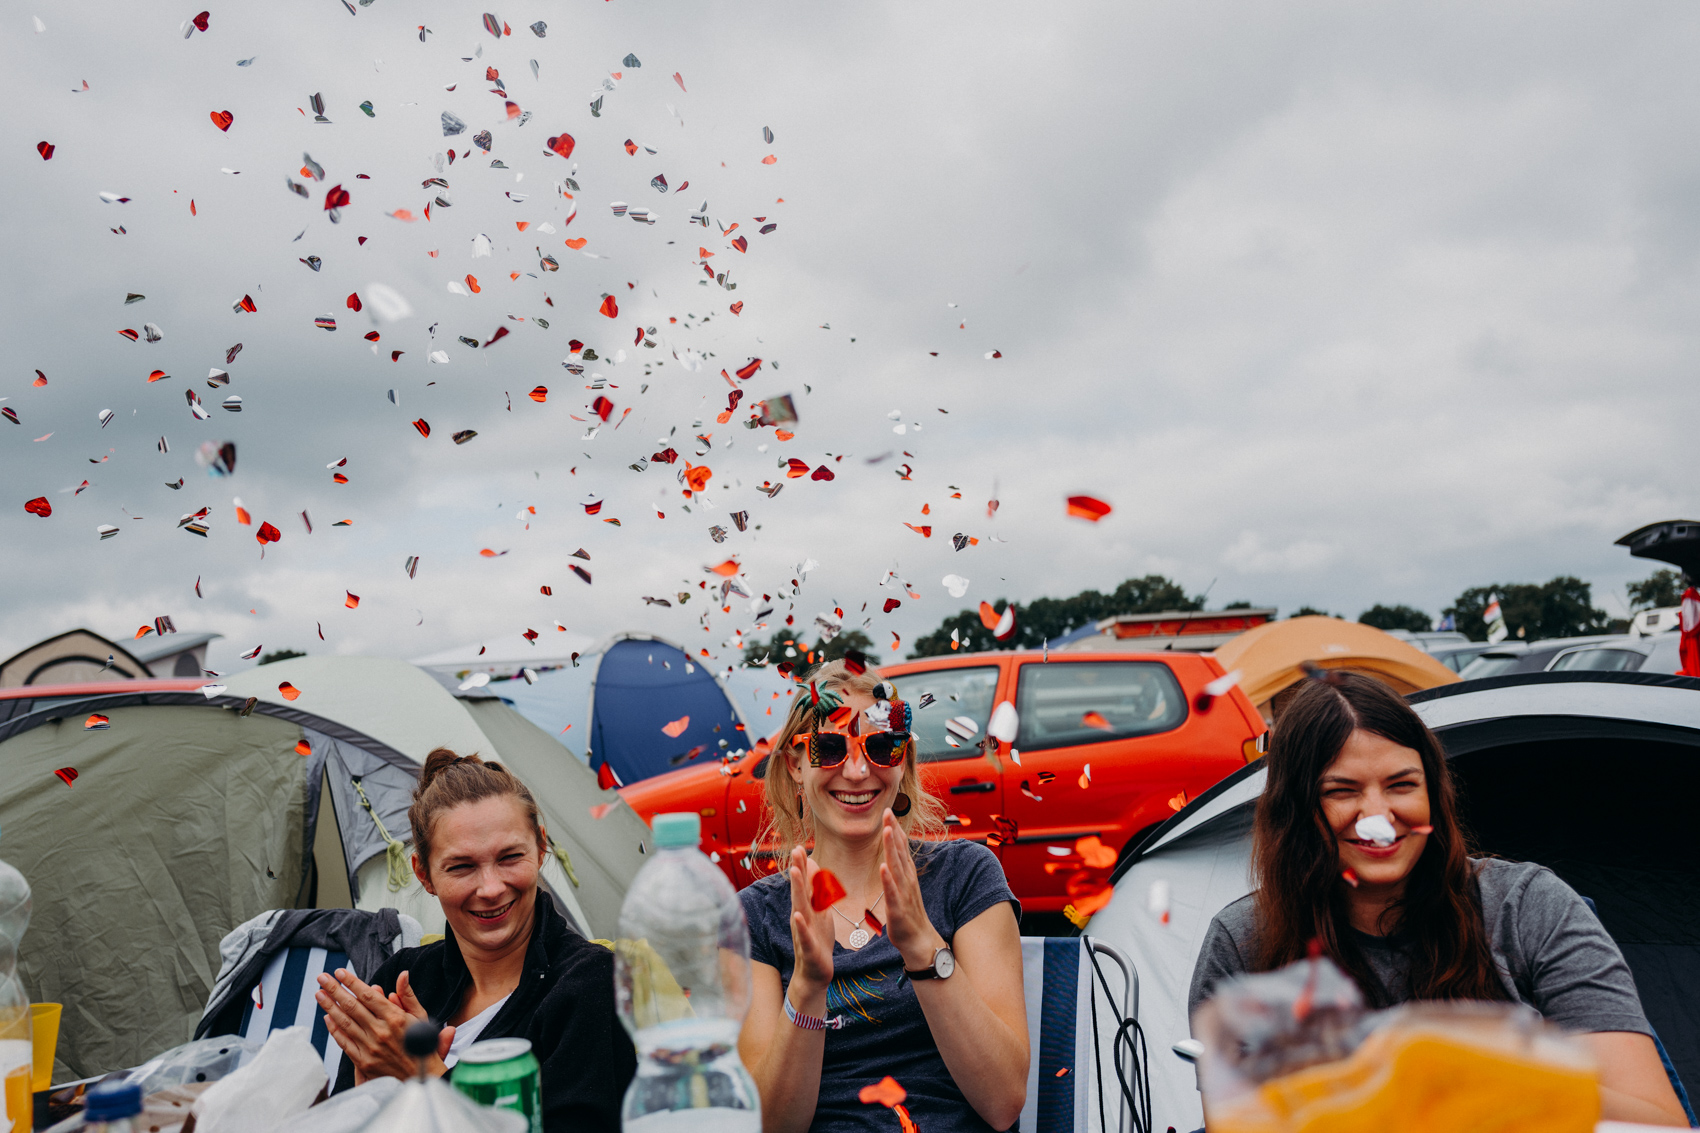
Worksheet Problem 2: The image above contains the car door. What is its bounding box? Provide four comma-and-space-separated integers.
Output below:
1001, 659, 1189, 907
885, 664, 1006, 847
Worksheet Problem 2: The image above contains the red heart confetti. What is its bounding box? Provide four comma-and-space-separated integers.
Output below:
528, 386, 548, 402
661, 716, 690, 738
37, 141, 54, 160
277, 682, 301, 701
1066, 495, 1112, 522
858, 1077, 907, 1108
209, 109, 234, 132
1082, 711, 1112, 731
54, 767, 78, 787
24, 497, 51, 517
84, 714, 110, 731
295, 740, 312, 756
809, 867, 847, 912
599, 294, 619, 318
596, 761, 622, 791
256, 521, 281, 545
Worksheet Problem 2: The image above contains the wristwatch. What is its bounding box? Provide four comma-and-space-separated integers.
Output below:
905, 945, 955, 981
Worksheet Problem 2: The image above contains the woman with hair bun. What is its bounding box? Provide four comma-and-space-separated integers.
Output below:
737, 659, 1029, 1133
318, 747, 636, 1132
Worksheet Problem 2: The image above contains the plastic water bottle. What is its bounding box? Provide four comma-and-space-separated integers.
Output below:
82, 1081, 142, 1133
0, 838, 32, 1133
615, 813, 759, 1133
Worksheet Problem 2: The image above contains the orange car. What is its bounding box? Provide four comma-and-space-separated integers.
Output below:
618, 650, 1266, 913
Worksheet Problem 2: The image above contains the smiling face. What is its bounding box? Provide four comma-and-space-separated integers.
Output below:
787, 689, 909, 845
413, 795, 546, 960
1319, 728, 1432, 895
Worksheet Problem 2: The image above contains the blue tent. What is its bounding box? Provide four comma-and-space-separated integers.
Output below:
488, 635, 793, 787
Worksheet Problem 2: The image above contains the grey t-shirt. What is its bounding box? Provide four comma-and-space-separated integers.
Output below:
1187, 858, 1651, 1037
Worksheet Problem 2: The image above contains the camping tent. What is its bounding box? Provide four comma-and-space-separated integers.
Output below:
0, 655, 650, 1081
1212, 615, 1459, 719
490, 634, 776, 787
1085, 670, 1700, 1132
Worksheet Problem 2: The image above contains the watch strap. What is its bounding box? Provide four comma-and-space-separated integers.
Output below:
905, 964, 940, 980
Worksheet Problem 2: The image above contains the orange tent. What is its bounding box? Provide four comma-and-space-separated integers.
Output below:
1213, 615, 1460, 719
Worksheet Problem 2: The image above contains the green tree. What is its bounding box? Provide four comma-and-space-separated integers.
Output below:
1359, 604, 1432, 633
742, 628, 876, 670
907, 575, 1204, 658
1627, 569, 1685, 611
1441, 577, 1612, 643
257, 649, 306, 666
1290, 606, 1337, 619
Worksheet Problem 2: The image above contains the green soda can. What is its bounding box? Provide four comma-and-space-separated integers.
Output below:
452, 1037, 543, 1133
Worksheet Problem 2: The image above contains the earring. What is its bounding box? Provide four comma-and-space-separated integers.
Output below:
797, 792, 806, 819
892, 792, 912, 818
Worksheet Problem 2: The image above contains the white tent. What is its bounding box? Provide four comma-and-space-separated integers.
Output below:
1085, 670, 1700, 1132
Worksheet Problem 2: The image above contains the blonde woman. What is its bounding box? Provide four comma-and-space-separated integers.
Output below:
736, 660, 1029, 1133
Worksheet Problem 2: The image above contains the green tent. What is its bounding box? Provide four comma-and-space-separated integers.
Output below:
0, 656, 651, 1080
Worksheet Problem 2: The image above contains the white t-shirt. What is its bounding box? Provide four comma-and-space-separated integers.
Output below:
443, 993, 513, 1068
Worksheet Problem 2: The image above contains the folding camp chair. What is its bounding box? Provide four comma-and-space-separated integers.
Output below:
198, 909, 422, 1086
1018, 936, 1138, 1133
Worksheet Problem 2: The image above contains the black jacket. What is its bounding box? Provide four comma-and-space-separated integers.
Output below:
331, 896, 637, 1133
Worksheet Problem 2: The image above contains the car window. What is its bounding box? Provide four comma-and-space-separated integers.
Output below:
886, 667, 1000, 764
1013, 662, 1185, 753
1548, 648, 1645, 673
1639, 634, 1682, 675
1458, 653, 1522, 680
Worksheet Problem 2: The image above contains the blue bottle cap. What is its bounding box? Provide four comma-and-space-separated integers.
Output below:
84, 1080, 143, 1121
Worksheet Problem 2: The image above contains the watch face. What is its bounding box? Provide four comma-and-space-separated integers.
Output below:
935, 947, 955, 978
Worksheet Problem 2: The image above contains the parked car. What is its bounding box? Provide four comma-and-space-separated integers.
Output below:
1427, 642, 1504, 673
618, 650, 1267, 914
1456, 634, 1668, 680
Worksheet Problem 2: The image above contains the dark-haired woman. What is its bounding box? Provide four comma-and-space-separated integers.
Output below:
737, 660, 1029, 1133
1188, 672, 1686, 1126
317, 748, 637, 1133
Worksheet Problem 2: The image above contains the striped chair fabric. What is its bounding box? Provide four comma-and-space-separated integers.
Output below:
1018, 937, 1134, 1133
237, 945, 349, 1084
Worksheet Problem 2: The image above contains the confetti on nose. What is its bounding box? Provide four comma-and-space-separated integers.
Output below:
810, 867, 847, 912
1354, 814, 1397, 846
661, 716, 690, 738
858, 1077, 907, 1108
54, 767, 78, 787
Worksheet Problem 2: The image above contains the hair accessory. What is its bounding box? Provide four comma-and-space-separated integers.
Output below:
892, 791, 911, 818
872, 679, 896, 701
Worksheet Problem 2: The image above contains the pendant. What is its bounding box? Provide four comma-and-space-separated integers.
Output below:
847, 927, 870, 949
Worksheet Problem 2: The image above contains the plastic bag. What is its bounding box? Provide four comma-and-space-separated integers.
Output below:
190, 1027, 327, 1133
1193, 955, 1599, 1133
126, 1034, 266, 1097
272, 1078, 402, 1133
356, 1076, 527, 1133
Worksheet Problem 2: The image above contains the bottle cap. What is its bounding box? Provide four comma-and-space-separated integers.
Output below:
85, 1080, 143, 1121
651, 812, 700, 849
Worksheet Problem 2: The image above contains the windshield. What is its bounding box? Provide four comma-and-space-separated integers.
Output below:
1458, 653, 1523, 680
1548, 648, 1645, 673
887, 666, 1000, 763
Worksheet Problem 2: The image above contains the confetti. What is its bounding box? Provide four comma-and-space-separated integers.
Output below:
661, 716, 690, 738
277, 682, 301, 701
1066, 495, 1112, 521
858, 1077, 907, 1108
809, 867, 847, 911
83, 715, 110, 731
54, 768, 78, 788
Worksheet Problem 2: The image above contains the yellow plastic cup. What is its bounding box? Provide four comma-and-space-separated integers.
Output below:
28, 1004, 60, 1092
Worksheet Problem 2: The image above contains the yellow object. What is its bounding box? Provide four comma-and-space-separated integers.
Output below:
2, 1064, 26, 1133
1213, 616, 1460, 719
1207, 1014, 1599, 1133
419, 933, 445, 946
28, 1004, 59, 1092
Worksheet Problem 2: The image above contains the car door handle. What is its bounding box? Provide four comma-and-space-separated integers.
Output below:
949, 781, 996, 794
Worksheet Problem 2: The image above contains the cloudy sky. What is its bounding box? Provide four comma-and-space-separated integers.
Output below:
4, 0, 1699, 675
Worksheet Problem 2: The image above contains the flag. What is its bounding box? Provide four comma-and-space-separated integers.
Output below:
1434, 614, 1455, 632
1680, 587, 1700, 678
1484, 596, 1507, 645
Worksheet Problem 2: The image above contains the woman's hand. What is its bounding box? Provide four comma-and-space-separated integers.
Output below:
785, 846, 836, 998
317, 968, 455, 1085
879, 810, 945, 970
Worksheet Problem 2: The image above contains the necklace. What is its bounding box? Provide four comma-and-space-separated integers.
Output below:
831, 894, 885, 949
